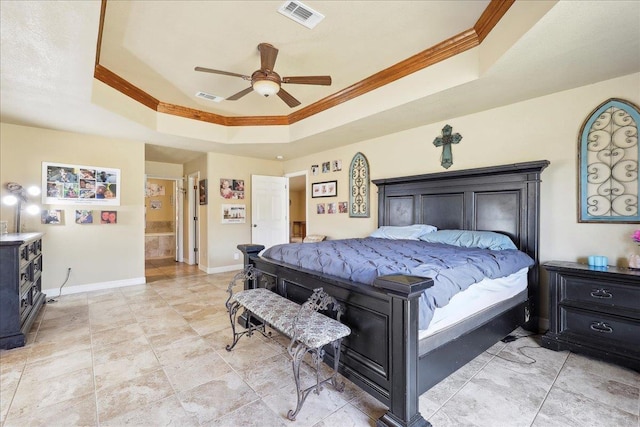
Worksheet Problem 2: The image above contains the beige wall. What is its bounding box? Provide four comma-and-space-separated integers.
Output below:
0, 123, 145, 292
284, 72, 640, 268
145, 160, 183, 179
205, 153, 282, 270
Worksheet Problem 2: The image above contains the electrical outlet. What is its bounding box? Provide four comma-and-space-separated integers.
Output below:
233, 253, 240, 260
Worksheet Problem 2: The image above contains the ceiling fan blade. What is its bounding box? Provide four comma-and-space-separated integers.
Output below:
226, 86, 254, 101
277, 88, 301, 108
282, 76, 332, 86
258, 43, 278, 71
194, 67, 250, 80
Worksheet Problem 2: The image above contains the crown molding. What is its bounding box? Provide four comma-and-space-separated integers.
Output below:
94, 0, 513, 127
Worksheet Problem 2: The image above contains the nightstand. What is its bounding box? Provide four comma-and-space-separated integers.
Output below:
542, 261, 639, 371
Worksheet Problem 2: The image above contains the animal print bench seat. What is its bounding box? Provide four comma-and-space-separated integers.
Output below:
225, 267, 351, 421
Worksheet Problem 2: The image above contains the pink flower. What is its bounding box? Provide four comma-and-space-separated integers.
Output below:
633, 230, 640, 244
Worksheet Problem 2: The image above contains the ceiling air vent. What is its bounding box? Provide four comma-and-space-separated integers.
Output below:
195, 91, 223, 103
278, 1, 325, 29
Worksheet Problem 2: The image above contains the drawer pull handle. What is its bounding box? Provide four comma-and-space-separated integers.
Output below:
590, 289, 612, 299
590, 321, 613, 334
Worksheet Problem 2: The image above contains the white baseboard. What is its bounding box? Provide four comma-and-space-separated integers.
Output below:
44, 276, 146, 297
205, 263, 244, 274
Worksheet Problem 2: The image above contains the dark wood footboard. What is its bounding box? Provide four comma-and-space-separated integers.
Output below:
238, 244, 433, 427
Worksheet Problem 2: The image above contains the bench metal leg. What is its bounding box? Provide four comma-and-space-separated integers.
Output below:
225, 301, 267, 351
330, 339, 345, 392
286, 338, 345, 421
225, 266, 269, 351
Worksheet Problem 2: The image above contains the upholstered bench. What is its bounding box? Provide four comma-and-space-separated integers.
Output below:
225, 267, 351, 421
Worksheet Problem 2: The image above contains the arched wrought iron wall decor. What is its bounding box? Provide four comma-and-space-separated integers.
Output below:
349, 152, 370, 218
578, 98, 640, 223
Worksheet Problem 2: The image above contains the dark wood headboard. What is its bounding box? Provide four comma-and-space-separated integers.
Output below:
373, 160, 550, 317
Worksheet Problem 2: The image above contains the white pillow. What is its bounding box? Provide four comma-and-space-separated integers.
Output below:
369, 224, 437, 240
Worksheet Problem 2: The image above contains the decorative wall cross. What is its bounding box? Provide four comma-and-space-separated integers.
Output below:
433, 124, 462, 169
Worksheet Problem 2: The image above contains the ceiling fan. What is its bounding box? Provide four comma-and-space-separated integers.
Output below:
195, 43, 331, 108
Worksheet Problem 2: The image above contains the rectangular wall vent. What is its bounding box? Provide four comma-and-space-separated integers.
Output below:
278, 1, 324, 29
195, 91, 223, 103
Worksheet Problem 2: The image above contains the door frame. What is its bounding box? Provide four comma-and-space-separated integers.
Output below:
187, 172, 200, 265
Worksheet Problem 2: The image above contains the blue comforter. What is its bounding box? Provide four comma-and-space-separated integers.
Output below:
262, 238, 534, 330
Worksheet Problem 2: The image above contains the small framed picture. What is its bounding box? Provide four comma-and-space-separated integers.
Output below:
312, 181, 337, 198
41, 209, 64, 225
322, 162, 331, 173
100, 210, 117, 224
75, 210, 93, 224
316, 203, 326, 214
199, 179, 208, 205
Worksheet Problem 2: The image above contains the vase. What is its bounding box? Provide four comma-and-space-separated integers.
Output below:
628, 253, 640, 270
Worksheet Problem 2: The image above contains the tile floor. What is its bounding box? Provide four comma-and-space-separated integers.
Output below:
1, 260, 638, 427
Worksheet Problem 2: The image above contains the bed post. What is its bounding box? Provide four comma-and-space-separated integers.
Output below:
236, 244, 265, 328
373, 275, 433, 427
237, 244, 265, 283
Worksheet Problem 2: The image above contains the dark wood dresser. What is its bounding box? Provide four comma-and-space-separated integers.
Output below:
0, 232, 46, 349
542, 261, 639, 371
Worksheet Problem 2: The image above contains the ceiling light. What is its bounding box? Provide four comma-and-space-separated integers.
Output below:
253, 79, 280, 97
276, 155, 284, 160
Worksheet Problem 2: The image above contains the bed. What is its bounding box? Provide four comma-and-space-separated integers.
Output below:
238, 160, 549, 427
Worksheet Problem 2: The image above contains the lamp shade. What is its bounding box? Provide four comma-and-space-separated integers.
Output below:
252, 79, 280, 97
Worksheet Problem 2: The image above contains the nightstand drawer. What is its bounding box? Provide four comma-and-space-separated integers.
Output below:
562, 276, 640, 312
561, 306, 639, 345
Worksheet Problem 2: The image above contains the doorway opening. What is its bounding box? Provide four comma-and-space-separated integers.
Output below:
144, 177, 182, 261
287, 171, 307, 243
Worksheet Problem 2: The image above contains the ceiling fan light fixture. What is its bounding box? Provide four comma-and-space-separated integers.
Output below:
253, 79, 280, 97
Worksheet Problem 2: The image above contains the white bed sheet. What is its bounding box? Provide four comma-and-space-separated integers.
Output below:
419, 267, 529, 340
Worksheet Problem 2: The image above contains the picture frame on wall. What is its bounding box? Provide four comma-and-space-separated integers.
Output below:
75, 210, 93, 224
41, 209, 64, 225
222, 204, 246, 223
42, 162, 121, 206
100, 210, 117, 224
199, 179, 208, 205
312, 181, 337, 198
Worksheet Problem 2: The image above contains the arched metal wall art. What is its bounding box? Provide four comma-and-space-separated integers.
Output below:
578, 98, 640, 223
349, 152, 370, 218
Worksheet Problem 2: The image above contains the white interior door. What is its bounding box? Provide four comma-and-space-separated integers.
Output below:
251, 175, 288, 250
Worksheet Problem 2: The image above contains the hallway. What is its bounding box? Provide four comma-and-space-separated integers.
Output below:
144, 258, 203, 283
